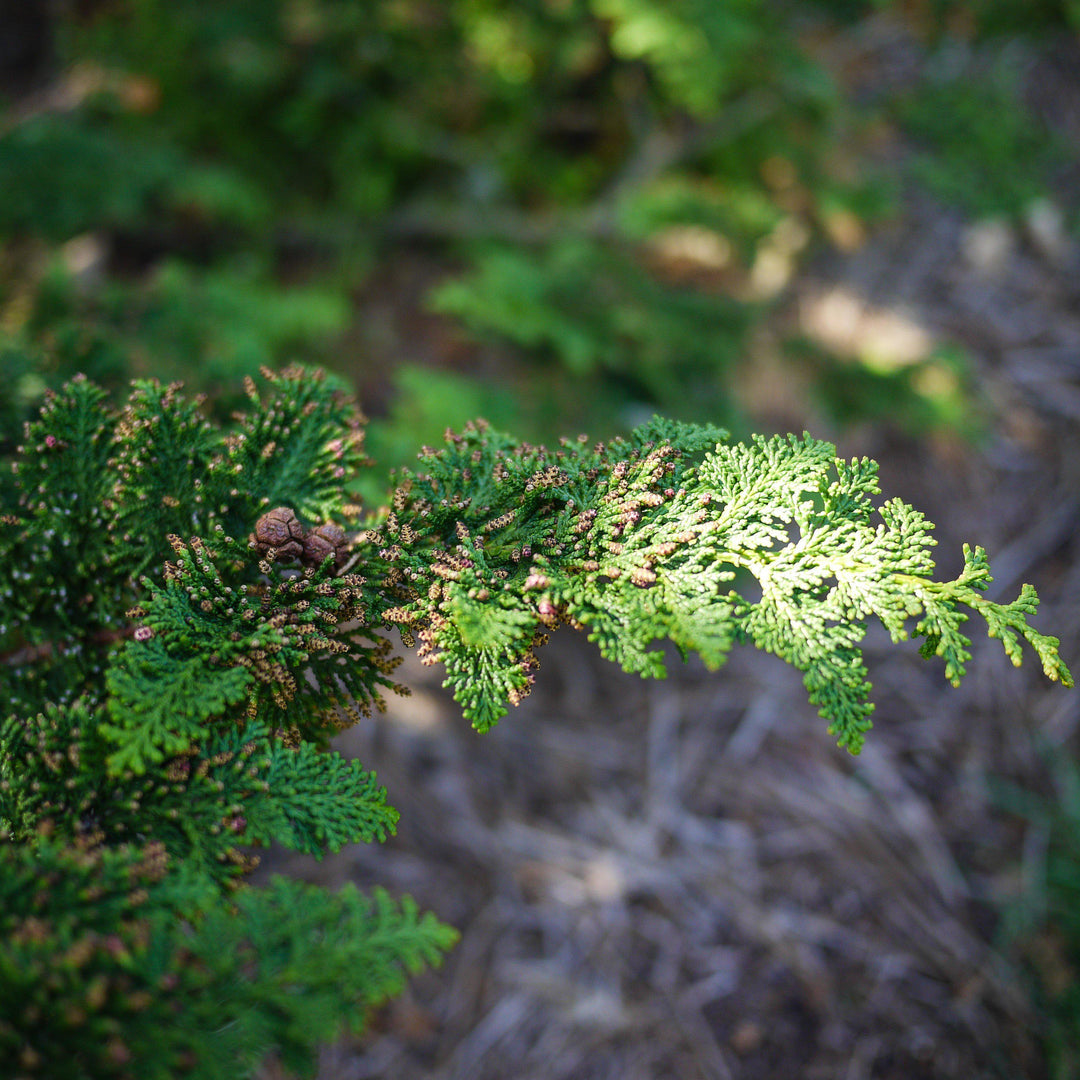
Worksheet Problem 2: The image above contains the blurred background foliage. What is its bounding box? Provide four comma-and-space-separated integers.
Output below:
1, 3, 1079, 1066
6, 0, 1073, 471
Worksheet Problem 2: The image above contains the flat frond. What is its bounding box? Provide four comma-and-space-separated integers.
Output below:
215, 365, 369, 531
369, 419, 1072, 753
252, 742, 399, 855
103, 638, 252, 773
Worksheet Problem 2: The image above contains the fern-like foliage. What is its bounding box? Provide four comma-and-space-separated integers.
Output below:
0, 369, 1071, 1078
367, 421, 1072, 752
0, 838, 456, 1080
0, 376, 124, 715
0, 700, 398, 886
103, 530, 400, 774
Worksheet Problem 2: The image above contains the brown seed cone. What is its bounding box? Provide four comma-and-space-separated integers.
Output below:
252, 506, 305, 560
303, 522, 348, 568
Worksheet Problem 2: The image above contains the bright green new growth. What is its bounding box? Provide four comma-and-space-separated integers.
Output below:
371, 416, 1071, 752
0, 368, 1071, 1078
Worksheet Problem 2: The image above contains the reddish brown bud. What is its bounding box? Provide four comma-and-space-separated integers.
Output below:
303, 522, 348, 567
252, 507, 305, 560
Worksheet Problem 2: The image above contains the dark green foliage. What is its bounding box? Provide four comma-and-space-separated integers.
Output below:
0, 839, 455, 1080
1, 375, 125, 716
105, 380, 221, 578
1, 700, 397, 886
104, 367, 366, 578
0, 369, 453, 1078
0, 367, 371, 718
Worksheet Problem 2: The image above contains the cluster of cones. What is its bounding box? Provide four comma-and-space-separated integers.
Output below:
251, 507, 349, 569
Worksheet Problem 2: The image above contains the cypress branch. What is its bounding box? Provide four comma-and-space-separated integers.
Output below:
0, 367, 1071, 1077
370, 421, 1071, 752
